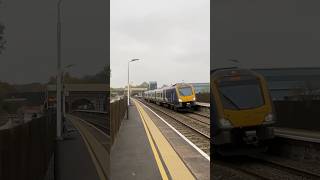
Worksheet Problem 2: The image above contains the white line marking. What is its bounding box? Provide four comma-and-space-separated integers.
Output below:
138, 100, 210, 161
275, 132, 320, 144
69, 118, 108, 180
66, 114, 108, 137
75, 110, 108, 114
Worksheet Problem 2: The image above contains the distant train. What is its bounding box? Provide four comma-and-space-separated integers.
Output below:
211, 68, 275, 155
144, 83, 196, 110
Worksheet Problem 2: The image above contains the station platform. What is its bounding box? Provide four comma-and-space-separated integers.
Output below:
56, 115, 108, 180
275, 127, 320, 143
111, 99, 209, 180
0, 118, 11, 130
195, 102, 210, 108
195, 102, 210, 114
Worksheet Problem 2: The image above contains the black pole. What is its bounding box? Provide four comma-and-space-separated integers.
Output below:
127, 96, 129, 120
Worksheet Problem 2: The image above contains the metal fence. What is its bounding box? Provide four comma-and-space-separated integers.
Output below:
110, 97, 127, 144
196, 93, 210, 103
0, 112, 56, 180
274, 100, 320, 131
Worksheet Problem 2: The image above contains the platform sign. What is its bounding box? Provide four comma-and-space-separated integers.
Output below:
48, 96, 56, 102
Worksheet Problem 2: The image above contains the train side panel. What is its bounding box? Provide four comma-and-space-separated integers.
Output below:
164, 87, 179, 106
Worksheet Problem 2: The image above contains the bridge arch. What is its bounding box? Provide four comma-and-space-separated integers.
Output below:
70, 98, 96, 111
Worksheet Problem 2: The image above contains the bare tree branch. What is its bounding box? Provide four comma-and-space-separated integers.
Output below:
0, 1, 5, 54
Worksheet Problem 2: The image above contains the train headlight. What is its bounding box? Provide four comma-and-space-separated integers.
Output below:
263, 113, 274, 125
193, 97, 196, 101
178, 98, 183, 102
220, 118, 233, 129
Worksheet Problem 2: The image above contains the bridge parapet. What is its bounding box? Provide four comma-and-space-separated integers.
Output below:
110, 98, 127, 144
73, 97, 127, 145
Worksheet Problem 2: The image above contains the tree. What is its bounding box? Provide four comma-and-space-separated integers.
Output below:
0, 25, 4, 53
0, 1, 5, 54
48, 76, 57, 84
0, 81, 15, 99
0, 81, 16, 113
47, 66, 110, 84
291, 80, 320, 103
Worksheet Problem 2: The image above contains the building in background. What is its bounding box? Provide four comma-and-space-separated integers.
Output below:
253, 67, 320, 100
148, 81, 157, 90
190, 83, 210, 94
190, 83, 210, 103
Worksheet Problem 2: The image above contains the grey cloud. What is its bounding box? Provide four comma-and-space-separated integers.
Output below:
0, 0, 108, 84
212, 0, 320, 70
111, 0, 210, 87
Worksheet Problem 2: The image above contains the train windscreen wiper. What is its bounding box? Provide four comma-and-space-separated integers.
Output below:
218, 89, 241, 110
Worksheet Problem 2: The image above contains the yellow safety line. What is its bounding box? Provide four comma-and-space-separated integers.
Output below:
135, 102, 169, 180
68, 116, 108, 180
134, 99, 195, 180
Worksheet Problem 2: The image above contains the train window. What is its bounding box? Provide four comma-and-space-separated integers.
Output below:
218, 80, 264, 110
178, 87, 193, 96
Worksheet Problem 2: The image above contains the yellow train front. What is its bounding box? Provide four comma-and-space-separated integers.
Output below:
211, 68, 275, 155
144, 83, 196, 110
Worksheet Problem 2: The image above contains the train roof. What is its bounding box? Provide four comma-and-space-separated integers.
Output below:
172, 83, 193, 86
144, 83, 194, 93
211, 68, 259, 77
210, 67, 238, 74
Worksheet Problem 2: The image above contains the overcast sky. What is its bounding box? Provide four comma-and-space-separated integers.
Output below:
212, 0, 320, 70
0, 0, 108, 84
2, 0, 320, 84
110, 0, 210, 88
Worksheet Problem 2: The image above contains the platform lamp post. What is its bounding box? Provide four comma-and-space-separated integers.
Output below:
56, 0, 63, 139
127, 58, 140, 119
62, 64, 75, 117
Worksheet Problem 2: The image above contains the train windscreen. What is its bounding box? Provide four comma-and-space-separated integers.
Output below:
218, 79, 264, 110
178, 87, 193, 96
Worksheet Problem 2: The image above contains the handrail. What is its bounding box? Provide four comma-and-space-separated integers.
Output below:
73, 110, 108, 114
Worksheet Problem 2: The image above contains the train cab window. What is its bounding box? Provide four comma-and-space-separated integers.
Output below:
178, 87, 193, 96
218, 79, 264, 110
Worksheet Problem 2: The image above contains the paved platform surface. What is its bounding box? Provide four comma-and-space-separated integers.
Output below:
195, 102, 210, 114
110, 103, 162, 180
138, 100, 210, 180
111, 99, 209, 180
0, 118, 11, 130
140, 99, 210, 180
195, 102, 210, 107
56, 118, 100, 180
275, 127, 320, 143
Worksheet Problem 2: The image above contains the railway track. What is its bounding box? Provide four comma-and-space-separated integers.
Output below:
72, 112, 108, 135
141, 100, 210, 138
190, 110, 210, 119
182, 112, 210, 126
214, 155, 320, 180
139, 99, 210, 155
214, 160, 270, 180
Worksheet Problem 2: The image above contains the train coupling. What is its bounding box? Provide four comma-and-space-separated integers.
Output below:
243, 130, 259, 145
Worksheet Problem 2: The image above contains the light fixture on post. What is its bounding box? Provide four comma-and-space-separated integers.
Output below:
127, 58, 140, 119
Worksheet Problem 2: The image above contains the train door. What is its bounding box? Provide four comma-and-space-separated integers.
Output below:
173, 89, 178, 104
166, 90, 169, 103
166, 89, 173, 104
